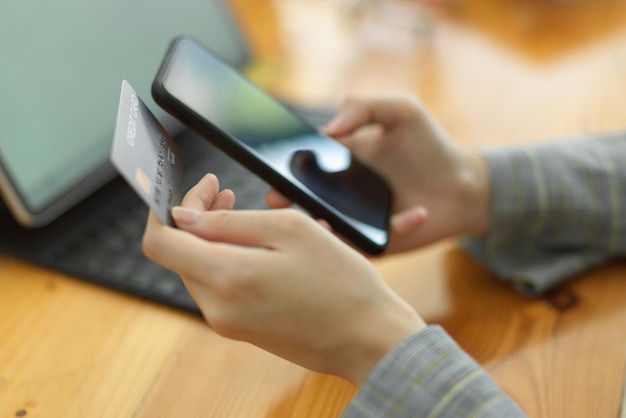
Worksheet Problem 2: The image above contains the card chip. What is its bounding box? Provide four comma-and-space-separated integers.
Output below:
135, 167, 152, 196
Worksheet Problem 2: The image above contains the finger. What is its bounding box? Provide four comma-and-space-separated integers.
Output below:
172, 207, 309, 249
144, 211, 261, 283
210, 189, 236, 211
316, 218, 332, 231
265, 188, 292, 208
382, 207, 432, 254
322, 95, 415, 137
333, 123, 384, 157
181, 173, 222, 211
180, 173, 235, 212
389, 206, 428, 241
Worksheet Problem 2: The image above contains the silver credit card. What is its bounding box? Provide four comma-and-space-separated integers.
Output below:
111, 80, 183, 226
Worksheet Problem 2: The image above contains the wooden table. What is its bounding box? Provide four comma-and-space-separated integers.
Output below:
2, 0, 626, 416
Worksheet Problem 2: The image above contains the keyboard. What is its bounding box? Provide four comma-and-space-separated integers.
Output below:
0, 104, 333, 315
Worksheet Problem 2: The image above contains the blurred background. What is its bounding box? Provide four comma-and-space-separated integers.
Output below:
234, 0, 626, 149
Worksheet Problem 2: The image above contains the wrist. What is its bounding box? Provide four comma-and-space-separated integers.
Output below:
454, 150, 491, 237
341, 299, 427, 387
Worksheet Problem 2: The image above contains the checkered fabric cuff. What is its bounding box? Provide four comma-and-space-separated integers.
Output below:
343, 326, 526, 417
463, 132, 626, 295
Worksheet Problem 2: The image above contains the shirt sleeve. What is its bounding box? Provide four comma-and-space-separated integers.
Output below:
462, 131, 626, 295
342, 326, 527, 418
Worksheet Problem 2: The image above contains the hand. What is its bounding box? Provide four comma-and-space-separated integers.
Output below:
267, 94, 490, 253
143, 173, 426, 386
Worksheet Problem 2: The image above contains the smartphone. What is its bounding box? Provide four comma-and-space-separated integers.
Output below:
152, 36, 392, 254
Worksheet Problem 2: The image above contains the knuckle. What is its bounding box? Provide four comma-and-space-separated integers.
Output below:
210, 210, 234, 233
215, 265, 258, 300
391, 91, 420, 109
205, 307, 235, 336
205, 305, 246, 341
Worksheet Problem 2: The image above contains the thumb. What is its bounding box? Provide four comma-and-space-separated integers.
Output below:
389, 206, 428, 242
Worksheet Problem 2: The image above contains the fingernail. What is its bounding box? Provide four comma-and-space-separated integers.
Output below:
171, 206, 201, 225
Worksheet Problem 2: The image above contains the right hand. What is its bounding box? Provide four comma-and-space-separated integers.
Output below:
267, 94, 491, 253
143, 174, 425, 387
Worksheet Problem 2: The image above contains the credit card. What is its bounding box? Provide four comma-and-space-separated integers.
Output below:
110, 80, 183, 226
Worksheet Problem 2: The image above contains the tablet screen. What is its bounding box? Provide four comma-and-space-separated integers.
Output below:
0, 0, 249, 226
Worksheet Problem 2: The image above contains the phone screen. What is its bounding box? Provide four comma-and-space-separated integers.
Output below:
154, 37, 392, 253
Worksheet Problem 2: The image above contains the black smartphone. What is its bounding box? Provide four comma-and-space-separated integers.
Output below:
152, 36, 392, 254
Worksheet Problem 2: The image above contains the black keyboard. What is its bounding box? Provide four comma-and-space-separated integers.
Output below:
0, 104, 333, 314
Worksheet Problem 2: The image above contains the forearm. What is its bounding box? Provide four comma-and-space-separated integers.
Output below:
343, 326, 527, 417
463, 131, 626, 294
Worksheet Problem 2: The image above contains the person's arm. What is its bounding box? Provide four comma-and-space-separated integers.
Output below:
343, 326, 526, 418
271, 95, 625, 293
463, 132, 626, 294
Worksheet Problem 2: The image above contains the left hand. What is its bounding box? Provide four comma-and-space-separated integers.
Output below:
267, 94, 490, 254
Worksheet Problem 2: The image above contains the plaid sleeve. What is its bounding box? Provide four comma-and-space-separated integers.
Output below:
342, 326, 527, 418
463, 131, 626, 295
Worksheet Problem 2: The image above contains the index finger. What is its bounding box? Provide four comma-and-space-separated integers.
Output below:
265, 188, 292, 209
143, 208, 264, 282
